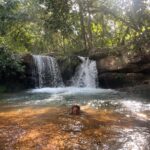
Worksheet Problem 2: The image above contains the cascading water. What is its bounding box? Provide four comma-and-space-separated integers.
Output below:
1, 56, 150, 150
72, 56, 98, 88
32, 55, 64, 88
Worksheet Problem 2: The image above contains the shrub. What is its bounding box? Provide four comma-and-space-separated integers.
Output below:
0, 47, 25, 80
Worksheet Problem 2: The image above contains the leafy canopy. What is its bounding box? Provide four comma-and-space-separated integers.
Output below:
0, 0, 149, 55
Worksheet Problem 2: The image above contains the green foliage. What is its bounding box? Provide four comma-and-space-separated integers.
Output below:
0, 47, 24, 79
0, 85, 7, 93
0, 0, 149, 55
43, 0, 72, 34
1, 0, 149, 91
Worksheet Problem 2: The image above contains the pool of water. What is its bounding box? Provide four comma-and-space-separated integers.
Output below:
0, 87, 149, 150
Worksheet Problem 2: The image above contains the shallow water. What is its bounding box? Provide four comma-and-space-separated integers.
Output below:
0, 87, 149, 150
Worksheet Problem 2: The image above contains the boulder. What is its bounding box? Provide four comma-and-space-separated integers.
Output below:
89, 47, 110, 59
96, 53, 150, 73
22, 54, 35, 88
97, 56, 125, 72
95, 52, 150, 88
57, 56, 81, 86
98, 73, 148, 88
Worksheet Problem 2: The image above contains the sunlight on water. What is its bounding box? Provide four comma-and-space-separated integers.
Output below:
117, 127, 150, 150
121, 100, 150, 113
23, 94, 64, 106
120, 100, 150, 121
0, 87, 149, 149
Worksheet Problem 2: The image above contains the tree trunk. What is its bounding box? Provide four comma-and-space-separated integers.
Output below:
87, 0, 93, 50
78, 0, 88, 50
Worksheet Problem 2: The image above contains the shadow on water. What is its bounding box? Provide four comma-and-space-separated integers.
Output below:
0, 105, 149, 150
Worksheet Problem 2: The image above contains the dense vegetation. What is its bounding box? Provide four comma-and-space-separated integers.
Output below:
0, 0, 149, 55
0, 46, 25, 92
0, 47, 24, 78
0, 0, 149, 91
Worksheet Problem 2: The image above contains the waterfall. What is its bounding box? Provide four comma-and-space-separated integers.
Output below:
32, 55, 64, 88
72, 56, 98, 88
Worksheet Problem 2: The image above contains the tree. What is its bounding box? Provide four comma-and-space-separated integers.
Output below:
0, 47, 24, 80
0, 0, 149, 55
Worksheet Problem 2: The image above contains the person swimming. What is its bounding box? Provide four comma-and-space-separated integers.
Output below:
70, 105, 80, 115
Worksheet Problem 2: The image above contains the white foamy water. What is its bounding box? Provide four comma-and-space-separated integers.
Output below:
71, 56, 98, 88
32, 55, 64, 87
23, 94, 64, 106
29, 87, 115, 95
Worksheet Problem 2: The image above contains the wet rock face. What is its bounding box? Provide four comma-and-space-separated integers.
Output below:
57, 57, 81, 86
21, 54, 81, 88
97, 54, 150, 74
22, 54, 36, 88
95, 53, 150, 88
70, 105, 80, 115
98, 73, 148, 89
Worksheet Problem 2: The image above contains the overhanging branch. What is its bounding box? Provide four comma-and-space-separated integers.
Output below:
91, 5, 140, 31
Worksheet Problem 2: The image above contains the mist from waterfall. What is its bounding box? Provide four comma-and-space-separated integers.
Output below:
32, 55, 64, 88
71, 56, 98, 88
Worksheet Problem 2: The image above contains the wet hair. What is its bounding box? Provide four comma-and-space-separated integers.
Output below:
70, 105, 80, 115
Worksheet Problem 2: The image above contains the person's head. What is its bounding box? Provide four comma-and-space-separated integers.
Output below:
70, 105, 80, 115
